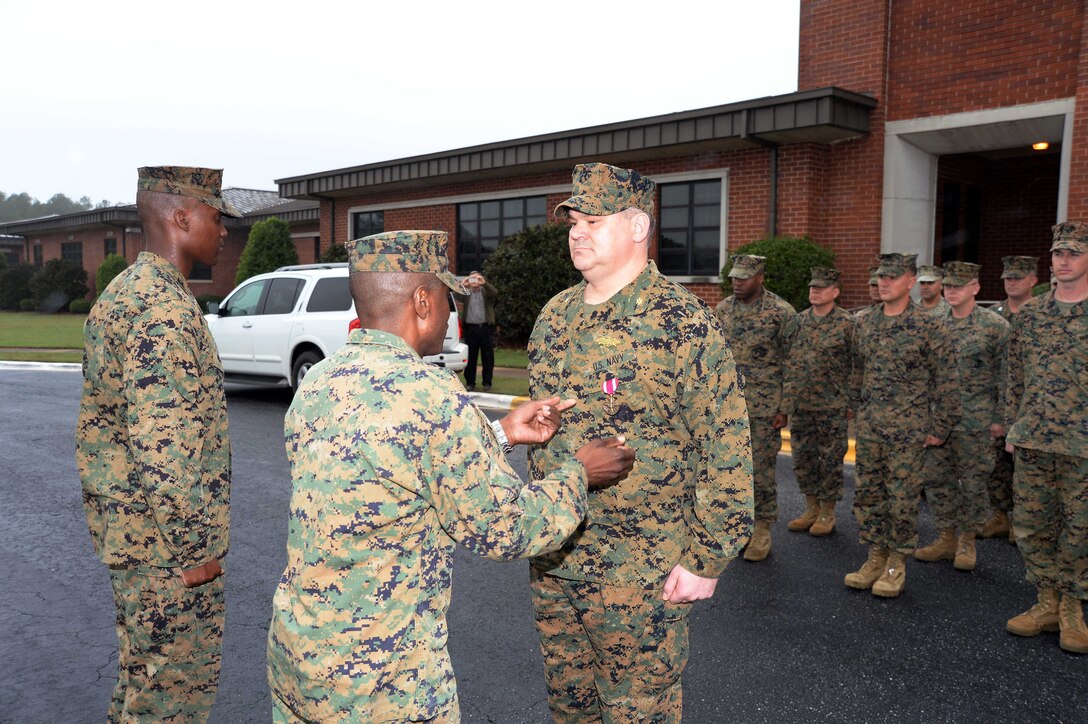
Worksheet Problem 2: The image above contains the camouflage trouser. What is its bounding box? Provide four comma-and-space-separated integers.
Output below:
853, 437, 926, 553
790, 409, 848, 502
988, 442, 1015, 513
750, 415, 783, 522
530, 569, 690, 723
1012, 448, 1088, 598
108, 566, 225, 723
271, 693, 459, 724
923, 428, 995, 531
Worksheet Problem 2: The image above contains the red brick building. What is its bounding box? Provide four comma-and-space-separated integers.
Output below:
279, 0, 1080, 307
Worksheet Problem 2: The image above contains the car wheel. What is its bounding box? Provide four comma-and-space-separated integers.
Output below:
291, 350, 322, 391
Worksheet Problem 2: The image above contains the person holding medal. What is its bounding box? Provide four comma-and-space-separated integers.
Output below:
526, 162, 754, 722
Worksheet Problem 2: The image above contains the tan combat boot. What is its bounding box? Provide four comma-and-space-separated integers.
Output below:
743, 521, 772, 561
844, 546, 888, 590
809, 500, 836, 536
1006, 588, 1060, 637
872, 552, 908, 598
953, 531, 977, 572
1058, 595, 1088, 654
787, 496, 819, 532
914, 528, 957, 562
978, 510, 1010, 538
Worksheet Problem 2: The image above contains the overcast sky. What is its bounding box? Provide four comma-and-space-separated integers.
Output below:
2, 0, 800, 207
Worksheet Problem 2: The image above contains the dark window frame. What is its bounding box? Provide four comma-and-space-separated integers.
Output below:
457, 195, 547, 271
657, 178, 724, 277
351, 211, 384, 241
61, 241, 83, 266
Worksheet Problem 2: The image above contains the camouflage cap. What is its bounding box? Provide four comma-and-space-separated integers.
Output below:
1050, 221, 1088, 252
917, 265, 944, 283
348, 230, 467, 294
137, 166, 242, 218
868, 266, 880, 285
876, 252, 918, 278
728, 254, 766, 279
553, 162, 656, 219
808, 266, 841, 288
1001, 255, 1038, 279
942, 260, 980, 286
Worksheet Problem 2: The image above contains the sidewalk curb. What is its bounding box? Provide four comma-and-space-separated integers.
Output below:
0, 360, 81, 372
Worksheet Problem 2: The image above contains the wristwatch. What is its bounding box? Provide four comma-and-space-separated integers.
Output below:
490, 419, 515, 454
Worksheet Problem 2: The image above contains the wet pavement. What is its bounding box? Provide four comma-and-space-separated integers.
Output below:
1, 366, 1084, 723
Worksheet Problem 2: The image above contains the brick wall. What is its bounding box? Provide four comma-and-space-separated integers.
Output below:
1065, 3, 1088, 219
25, 228, 145, 300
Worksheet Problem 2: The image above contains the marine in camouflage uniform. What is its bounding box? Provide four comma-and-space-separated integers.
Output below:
529, 163, 753, 722
1004, 223, 1088, 654
982, 255, 1039, 540
266, 231, 630, 721
715, 254, 796, 560
916, 264, 952, 317
782, 267, 855, 536
916, 262, 1009, 572
76, 166, 240, 722
847, 253, 961, 598
854, 266, 882, 320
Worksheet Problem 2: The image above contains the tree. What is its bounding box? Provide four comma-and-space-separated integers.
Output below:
96, 253, 129, 296
0, 263, 36, 310
320, 242, 348, 263
483, 223, 584, 344
235, 217, 298, 285
29, 258, 89, 311
0, 190, 98, 223
720, 235, 835, 311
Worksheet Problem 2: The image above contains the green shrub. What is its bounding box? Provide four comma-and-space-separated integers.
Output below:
235, 217, 298, 285
720, 235, 835, 311
19, 298, 36, 311
0, 252, 8, 270
69, 299, 91, 314
196, 293, 224, 312
96, 253, 129, 296
483, 223, 583, 344
320, 242, 348, 263
1032, 281, 1050, 297
0, 263, 36, 309
29, 258, 88, 310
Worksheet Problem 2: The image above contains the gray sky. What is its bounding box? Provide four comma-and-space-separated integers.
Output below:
2, 0, 799, 207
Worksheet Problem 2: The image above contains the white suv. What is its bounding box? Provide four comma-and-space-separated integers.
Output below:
205, 263, 469, 390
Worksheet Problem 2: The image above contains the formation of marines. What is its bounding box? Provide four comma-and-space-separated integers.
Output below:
75, 162, 1086, 724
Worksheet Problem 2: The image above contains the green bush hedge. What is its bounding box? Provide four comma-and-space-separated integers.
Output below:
19, 298, 36, 311
196, 293, 224, 313
96, 254, 129, 296
483, 223, 583, 344
235, 217, 298, 285
0, 264, 36, 310
320, 243, 348, 263
69, 299, 91, 314
720, 235, 835, 311
29, 258, 88, 310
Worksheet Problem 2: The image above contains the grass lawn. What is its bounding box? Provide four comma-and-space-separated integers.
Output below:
493, 346, 528, 369
0, 311, 86, 349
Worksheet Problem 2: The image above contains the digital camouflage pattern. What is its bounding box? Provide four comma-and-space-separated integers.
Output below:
727, 254, 766, 279
808, 266, 840, 287
1050, 220, 1088, 251
942, 260, 980, 286
530, 570, 689, 722
267, 329, 588, 723
917, 264, 943, 283
850, 303, 961, 551
923, 305, 1009, 530
77, 250, 231, 721
136, 166, 241, 218
715, 288, 795, 522
918, 296, 953, 317
528, 261, 753, 584
348, 230, 467, 294
1012, 448, 1088, 598
876, 252, 918, 277
109, 568, 225, 722
1001, 255, 1039, 279
553, 162, 656, 218
783, 304, 856, 502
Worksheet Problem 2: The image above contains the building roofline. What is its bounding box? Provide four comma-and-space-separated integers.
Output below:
276, 86, 877, 199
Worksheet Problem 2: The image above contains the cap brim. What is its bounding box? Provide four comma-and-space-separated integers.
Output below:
728, 269, 756, 279
808, 280, 834, 287
205, 197, 242, 218
437, 270, 468, 295
1000, 271, 1027, 279
917, 275, 941, 283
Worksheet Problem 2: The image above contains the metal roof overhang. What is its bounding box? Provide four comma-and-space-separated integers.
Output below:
0, 208, 140, 237
277, 87, 877, 200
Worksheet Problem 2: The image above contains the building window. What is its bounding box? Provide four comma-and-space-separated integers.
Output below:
33, 245, 42, 266
457, 196, 547, 271
352, 211, 384, 241
189, 263, 212, 281
103, 238, 117, 257
61, 242, 83, 265
657, 179, 722, 276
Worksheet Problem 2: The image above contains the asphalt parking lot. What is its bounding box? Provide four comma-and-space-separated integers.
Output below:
1, 365, 1085, 723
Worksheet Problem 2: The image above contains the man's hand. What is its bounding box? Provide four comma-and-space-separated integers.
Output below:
662, 564, 717, 603
772, 413, 789, 430
990, 423, 1006, 441
575, 437, 635, 490
179, 558, 223, 588
500, 397, 577, 446
1006, 441, 1015, 454
923, 434, 944, 447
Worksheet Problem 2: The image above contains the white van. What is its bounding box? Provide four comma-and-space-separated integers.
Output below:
205, 263, 469, 390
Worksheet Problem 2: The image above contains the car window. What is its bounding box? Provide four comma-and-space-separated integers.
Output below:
264, 278, 304, 315
307, 277, 354, 313
221, 279, 267, 317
